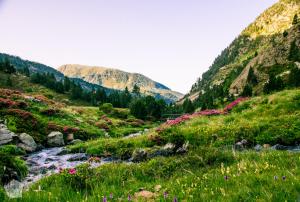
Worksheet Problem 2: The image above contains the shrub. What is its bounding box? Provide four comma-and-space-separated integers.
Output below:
111, 108, 129, 119
60, 164, 96, 191
0, 145, 25, 156
0, 153, 28, 184
99, 103, 114, 114
40, 108, 60, 116
95, 120, 110, 130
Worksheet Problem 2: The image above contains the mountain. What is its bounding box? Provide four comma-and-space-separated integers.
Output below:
184, 0, 300, 104
58, 64, 183, 103
0, 53, 117, 93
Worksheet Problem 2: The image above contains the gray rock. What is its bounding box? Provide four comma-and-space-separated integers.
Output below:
69, 139, 83, 145
48, 165, 57, 170
176, 141, 189, 154
271, 144, 289, 150
47, 131, 65, 147
67, 153, 88, 161
148, 143, 176, 158
17, 133, 37, 152
0, 128, 15, 145
57, 148, 71, 155
104, 133, 111, 138
131, 149, 148, 162
254, 144, 263, 151
234, 139, 248, 151
163, 143, 176, 152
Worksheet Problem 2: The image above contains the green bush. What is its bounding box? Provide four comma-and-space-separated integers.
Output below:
60, 164, 96, 191
0, 145, 25, 156
99, 103, 113, 114
0, 152, 28, 184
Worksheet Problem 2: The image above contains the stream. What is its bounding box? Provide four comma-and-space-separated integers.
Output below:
21, 147, 113, 189
21, 130, 147, 189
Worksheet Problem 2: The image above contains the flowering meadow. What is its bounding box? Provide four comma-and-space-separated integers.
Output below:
2, 89, 300, 201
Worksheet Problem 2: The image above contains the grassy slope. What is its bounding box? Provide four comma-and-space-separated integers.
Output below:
0, 72, 154, 142
0, 72, 155, 201
4, 88, 299, 201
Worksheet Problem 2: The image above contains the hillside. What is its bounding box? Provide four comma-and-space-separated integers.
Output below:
3, 87, 300, 201
59, 64, 183, 103
185, 0, 300, 105
0, 53, 112, 93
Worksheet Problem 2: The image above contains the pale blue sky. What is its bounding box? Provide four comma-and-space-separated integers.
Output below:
0, 0, 277, 93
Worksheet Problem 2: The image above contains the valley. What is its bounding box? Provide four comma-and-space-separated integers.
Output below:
0, 0, 300, 201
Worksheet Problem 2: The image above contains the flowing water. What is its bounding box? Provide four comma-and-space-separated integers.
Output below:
21, 147, 113, 189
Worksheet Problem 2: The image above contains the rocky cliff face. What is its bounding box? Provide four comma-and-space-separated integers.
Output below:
186, 0, 300, 102
58, 64, 183, 103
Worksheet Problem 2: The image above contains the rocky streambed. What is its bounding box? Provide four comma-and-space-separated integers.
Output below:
21, 147, 113, 189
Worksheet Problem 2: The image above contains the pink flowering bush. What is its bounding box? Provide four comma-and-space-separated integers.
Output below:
157, 97, 247, 131
223, 97, 248, 112
60, 164, 96, 191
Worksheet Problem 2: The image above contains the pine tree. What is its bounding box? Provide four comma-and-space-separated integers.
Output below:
95, 88, 107, 104
247, 67, 258, 85
292, 14, 298, 25
6, 76, 12, 86
3, 59, 16, 74
241, 84, 252, 97
130, 99, 147, 120
264, 74, 284, 94
64, 77, 71, 92
288, 67, 300, 87
288, 40, 300, 62
183, 99, 195, 113
132, 84, 140, 96
22, 66, 30, 77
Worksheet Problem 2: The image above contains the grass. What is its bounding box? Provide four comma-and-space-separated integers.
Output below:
1, 71, 300, 201
4, 150, 300, 201
1, 88, 299, 201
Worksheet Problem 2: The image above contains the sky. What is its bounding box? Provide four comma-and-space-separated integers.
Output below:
0, 0, 277, 93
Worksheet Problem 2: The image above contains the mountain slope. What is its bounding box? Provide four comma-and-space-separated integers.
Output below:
0, 53, 117, 93
58, 64, 183, 103
186, 0, 300, 103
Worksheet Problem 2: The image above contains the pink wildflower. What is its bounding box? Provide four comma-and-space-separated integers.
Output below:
68, 168, 76, 175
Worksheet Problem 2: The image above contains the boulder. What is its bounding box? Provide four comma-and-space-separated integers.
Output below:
67, 153, 88, 162
154, 184, 162, 192
254, 144, 263, 152
47, 131, 65, 147
17, 133, 37, 152
69, 139, 83, 145
271, 144, 289, 150
0, 127, 16, 145
131, 149, 148, 162
134, 190, 156, 200
176, 141, 189, 154
263, 144, 271, 149
234, 139, 248, 151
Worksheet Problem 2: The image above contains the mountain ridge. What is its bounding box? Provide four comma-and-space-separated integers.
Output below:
183, 0, 300, 106
58, 64, 183, 103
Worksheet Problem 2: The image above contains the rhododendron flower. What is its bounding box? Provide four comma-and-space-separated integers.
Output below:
69, 168, 76, 175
